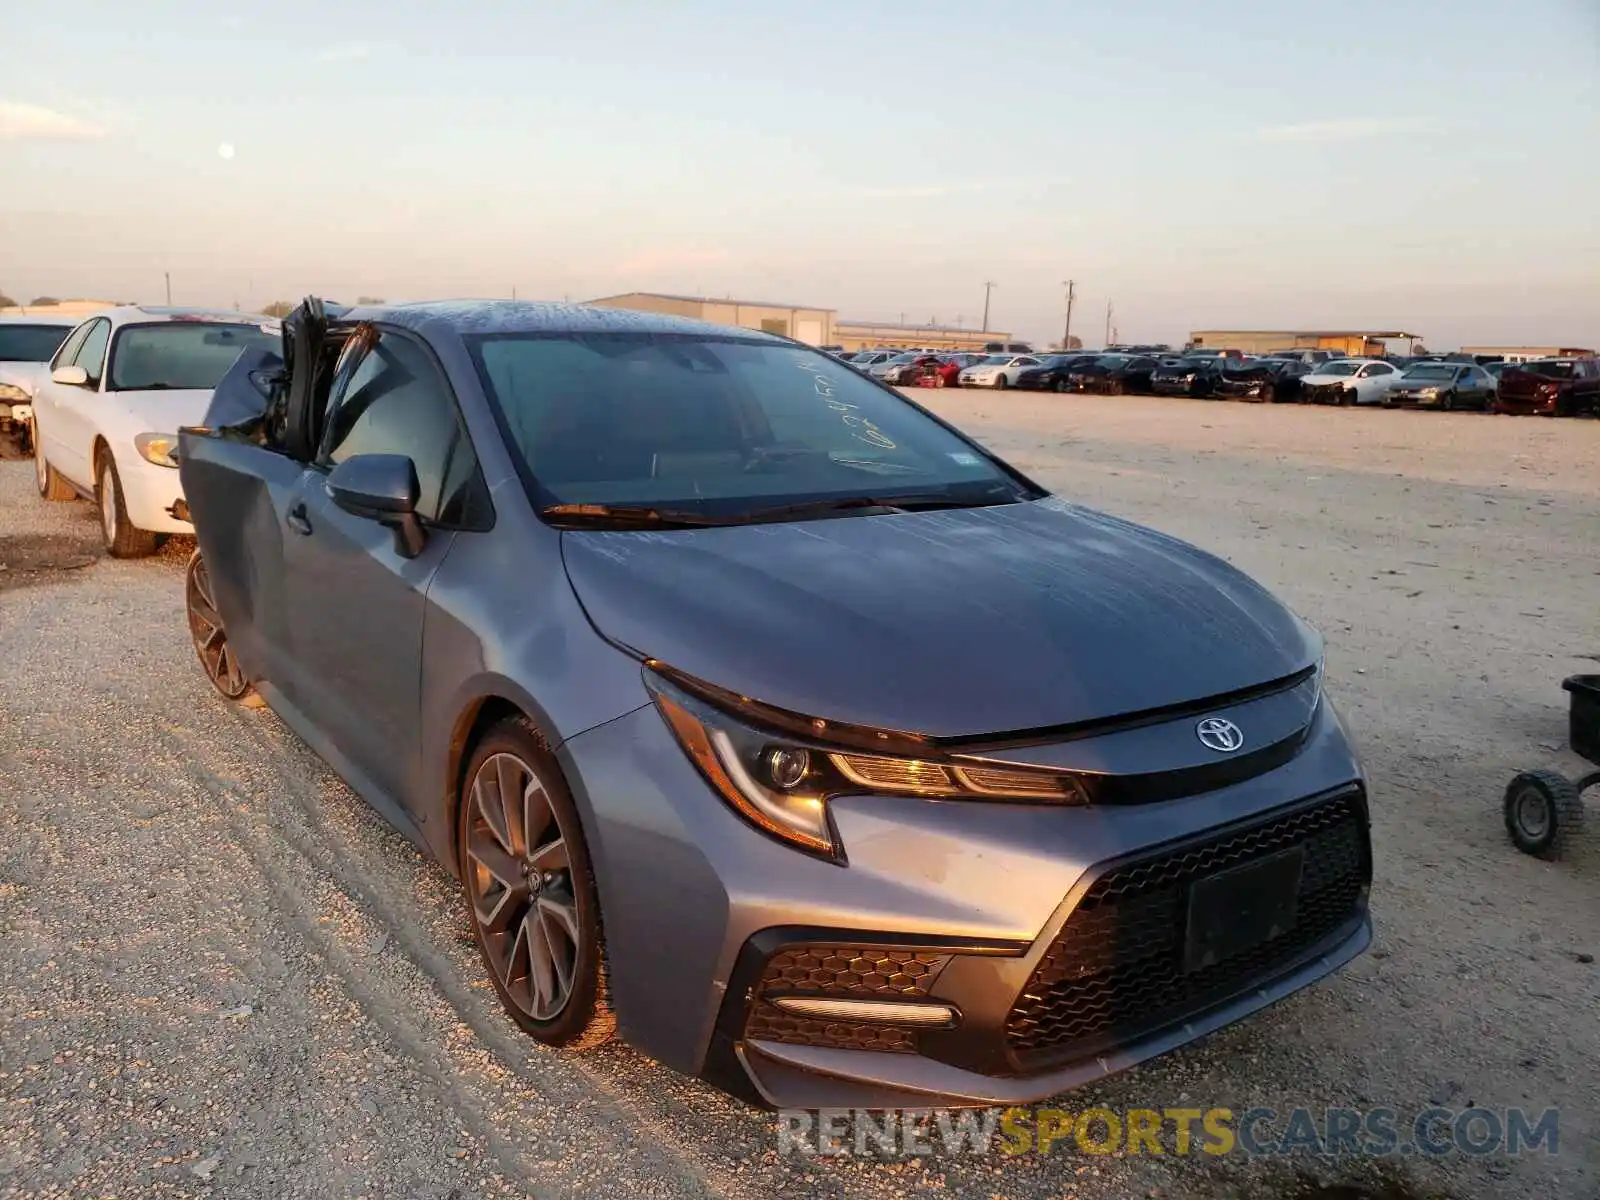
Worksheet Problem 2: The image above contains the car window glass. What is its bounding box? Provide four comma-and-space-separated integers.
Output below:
51, 323, 93, 370
318, 332, 479, 524
72, 320, 111, 385
467, 333, 1020, 509
0, 324, 74, 363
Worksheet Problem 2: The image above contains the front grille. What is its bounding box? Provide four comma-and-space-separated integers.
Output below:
742, 945, 953, 1055
1005, 791, 1368, 1067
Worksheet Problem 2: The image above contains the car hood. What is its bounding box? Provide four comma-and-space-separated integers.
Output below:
109, 388, 218, 428
561, 497, 1319, 739
0, 362, 47, 395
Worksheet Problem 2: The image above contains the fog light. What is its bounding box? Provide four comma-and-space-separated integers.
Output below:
765, 747, 811, 790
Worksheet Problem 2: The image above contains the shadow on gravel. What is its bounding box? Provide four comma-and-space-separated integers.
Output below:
0, 534, 100, 594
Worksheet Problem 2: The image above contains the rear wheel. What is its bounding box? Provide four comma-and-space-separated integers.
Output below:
34, 434, 74, 500
97, 454, 159, 558
459, 719, 616, 1049
185, 550, 262, 704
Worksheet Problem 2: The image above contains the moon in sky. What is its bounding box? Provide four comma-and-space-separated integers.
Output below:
217, 143, 235, 160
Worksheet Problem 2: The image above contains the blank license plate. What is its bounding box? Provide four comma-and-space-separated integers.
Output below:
1183, 847, 1304, 973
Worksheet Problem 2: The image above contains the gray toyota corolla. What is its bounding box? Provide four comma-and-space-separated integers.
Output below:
178, 299, 1371, 1108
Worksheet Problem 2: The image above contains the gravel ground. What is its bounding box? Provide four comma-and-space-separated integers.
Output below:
2, 397, 1597, 1200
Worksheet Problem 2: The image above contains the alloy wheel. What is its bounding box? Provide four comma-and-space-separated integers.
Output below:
34, 439, 46, 493
463, 752, 581, 1022
185, 552, 252, 699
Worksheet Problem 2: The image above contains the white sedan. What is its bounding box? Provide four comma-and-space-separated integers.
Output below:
32, 306, 277, 556
1298, 359, 1402, 406
958, 354, 1042, 389
0, 314, 81, 452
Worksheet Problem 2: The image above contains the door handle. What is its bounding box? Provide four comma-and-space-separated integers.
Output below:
286, 503, 313, 536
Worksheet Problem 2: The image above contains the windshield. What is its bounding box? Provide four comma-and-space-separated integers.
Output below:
1095, 355, 1132, 368
1317, 361, 1361, 377
977, 355, 1011, 366
108, 322, 277, 391
466, 333, 1030, 515
1520, 361, 1575, 379
0, 324, 74, 362
1402, 365, 1456, 380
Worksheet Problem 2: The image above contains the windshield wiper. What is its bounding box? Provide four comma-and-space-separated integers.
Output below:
543, 485, 1030, 530
540, 503, 732, 528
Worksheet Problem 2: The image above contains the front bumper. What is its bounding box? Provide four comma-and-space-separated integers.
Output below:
1150, 379, 1197, 396
1301, 383, 1350, 405
116, 451, 194, 534
560, 693, 1371, 1107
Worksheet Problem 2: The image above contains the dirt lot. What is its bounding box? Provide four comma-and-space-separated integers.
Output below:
2, 397, 1597, 1200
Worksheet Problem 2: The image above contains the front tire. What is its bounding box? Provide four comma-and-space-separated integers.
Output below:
459, 718, 616, 1049
185, 550, 263, 703
992, 374, 1007, 389
97, 453, 159, 558
35, 433, 74, 500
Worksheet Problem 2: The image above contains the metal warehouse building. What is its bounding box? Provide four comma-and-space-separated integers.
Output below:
833, 320, 1015, 353
1190, 330, 1421, 357
585, 292, 835, 346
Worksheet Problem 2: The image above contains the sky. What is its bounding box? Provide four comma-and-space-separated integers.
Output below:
2, 0, 1597, 349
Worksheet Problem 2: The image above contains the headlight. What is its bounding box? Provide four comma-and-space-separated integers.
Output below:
646, 670, 1086, 860
0, 383, 28, 404
134, 432, 180, 467
1418, 387, 1439, 397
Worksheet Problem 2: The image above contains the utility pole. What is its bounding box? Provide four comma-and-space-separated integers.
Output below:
512, 285, 517, 301
981, 282, 996, 332
164, 272, 172, 305
1062, 280, 1076, 349
1104, 300, 1113, 348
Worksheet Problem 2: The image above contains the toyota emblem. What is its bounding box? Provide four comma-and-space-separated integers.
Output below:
1196, 717, 1245, 753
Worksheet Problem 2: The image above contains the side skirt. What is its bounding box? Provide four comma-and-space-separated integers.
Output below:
256, 681, 435, 860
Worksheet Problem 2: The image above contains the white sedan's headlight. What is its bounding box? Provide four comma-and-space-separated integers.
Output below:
135, 432, 180, 468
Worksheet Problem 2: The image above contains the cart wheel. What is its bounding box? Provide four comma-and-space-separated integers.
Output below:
1503, 770, 1584, 859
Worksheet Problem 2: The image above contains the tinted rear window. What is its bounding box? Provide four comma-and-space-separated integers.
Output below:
0, 325, 73, 362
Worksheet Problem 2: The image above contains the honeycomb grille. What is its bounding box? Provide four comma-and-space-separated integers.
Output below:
742, 945, 952, 1055
758, 946, 950, 998
1006, 792, 1368, 1066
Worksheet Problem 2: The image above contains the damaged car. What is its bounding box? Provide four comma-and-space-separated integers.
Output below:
177, 298, 1372, 1109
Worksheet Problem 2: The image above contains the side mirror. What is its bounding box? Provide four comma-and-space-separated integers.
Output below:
325, 453, 427, 558
51, 365, 89, 387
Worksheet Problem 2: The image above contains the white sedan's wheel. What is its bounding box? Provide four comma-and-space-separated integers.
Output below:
35, 433, 74, 501
96, 454, 160, 558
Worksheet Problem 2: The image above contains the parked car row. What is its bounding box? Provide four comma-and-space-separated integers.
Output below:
888, 346, 1600, 416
